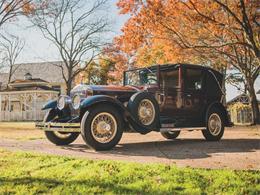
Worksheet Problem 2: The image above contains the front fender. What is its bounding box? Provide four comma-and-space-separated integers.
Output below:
80, 95, 155, 134
80, 95, 125, 111
42, 100, 57, 110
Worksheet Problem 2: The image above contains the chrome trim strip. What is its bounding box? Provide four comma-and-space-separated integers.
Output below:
35, 122, 81, 132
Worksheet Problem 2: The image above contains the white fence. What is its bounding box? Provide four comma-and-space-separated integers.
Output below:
0, 90, 58, 122
0, 110, 46, 121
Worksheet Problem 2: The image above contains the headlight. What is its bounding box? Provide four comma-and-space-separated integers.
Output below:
57, 95, 71, 110
72, 94, 81, 110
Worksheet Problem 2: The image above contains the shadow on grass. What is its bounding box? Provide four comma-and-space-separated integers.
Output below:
0, 177, 170, 194
62, 139, 260, 160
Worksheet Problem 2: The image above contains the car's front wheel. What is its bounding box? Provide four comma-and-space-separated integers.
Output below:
43, 109, 79, 145
81, 104, 123, 151
202, 107, 224, 141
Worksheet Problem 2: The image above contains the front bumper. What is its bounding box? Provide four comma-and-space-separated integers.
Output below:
35, 122, 81, 132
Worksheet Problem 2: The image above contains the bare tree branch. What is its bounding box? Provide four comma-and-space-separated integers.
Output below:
0, 0, 34, 28
29, 0, 109, 94
0, 33, 25, 85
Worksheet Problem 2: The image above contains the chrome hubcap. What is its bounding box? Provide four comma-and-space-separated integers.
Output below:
208, 113, 222, 136
138, 99, 155, 126
91, 112, 117, 143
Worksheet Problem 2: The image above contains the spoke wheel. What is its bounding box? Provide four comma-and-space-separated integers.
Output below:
208, 113, 222, 136
138, 99, 156, 126
91, 112, 117, 144
43, 109, 79, 146
81, 104, 123, 151
202, 107, 225, 141
128, 92, 159, 133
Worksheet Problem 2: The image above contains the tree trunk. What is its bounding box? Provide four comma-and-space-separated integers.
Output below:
7, 65, 13, 88
247, 78, 260, 124
66, 67, 73, 95
221, 68, 227, 106
66, 80, 72, 95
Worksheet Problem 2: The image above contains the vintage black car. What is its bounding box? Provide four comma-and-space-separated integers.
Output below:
36, 64, 232, 150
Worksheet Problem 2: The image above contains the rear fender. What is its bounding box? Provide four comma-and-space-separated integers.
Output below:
80, 95, 155, 134
206, 102, 232, 127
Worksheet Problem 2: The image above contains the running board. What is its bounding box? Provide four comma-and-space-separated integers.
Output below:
160, 127, 206, 133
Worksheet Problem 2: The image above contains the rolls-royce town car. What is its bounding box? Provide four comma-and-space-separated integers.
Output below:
36, 64, 232, 150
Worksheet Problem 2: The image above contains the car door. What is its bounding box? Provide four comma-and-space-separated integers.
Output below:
182, 67, 207, 126
158, 66, 183, 124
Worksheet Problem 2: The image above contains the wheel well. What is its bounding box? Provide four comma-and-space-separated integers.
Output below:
207, 103, 229, 126
79, 102, 128, 126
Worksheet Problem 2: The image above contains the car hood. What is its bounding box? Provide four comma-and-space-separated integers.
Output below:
71, 84, 141, 97
89, 85, 140, 92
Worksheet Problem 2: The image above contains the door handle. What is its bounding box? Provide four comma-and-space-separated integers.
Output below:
186, 94, 191, 97
156, 93, 165, 105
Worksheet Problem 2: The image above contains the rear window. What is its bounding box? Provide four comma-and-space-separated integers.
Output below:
185, 68, 204, 91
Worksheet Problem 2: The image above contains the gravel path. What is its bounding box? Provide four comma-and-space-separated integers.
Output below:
0, 126, 259, 170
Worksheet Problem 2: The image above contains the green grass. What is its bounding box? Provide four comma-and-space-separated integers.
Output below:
0, 150, 259, 195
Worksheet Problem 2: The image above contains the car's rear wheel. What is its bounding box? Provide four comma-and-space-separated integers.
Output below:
44, 109, 79, 146
202, 107, 224, 141
161, 131, 180, 139
81, 104, 123, 151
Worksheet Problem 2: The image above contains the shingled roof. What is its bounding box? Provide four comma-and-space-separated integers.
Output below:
0, 61, 66, 87
10, 61, 66, 83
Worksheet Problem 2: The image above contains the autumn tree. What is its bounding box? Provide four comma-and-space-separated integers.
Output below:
30, 0, 109, 94
104, 43, 132, 83
114, 0, 260, 124
0, 0, 36, 28
76, 56, 116, 85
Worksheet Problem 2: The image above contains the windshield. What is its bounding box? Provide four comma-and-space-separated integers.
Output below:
124, 68, 157, 86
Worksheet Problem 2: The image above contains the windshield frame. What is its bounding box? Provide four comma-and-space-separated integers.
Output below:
123, 65, 159, 86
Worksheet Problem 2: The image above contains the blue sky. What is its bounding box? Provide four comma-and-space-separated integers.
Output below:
5, 1, 128, 64
2, 0, 259, 101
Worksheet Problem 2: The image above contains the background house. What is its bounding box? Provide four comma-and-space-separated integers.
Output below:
227, 93, 260, 125
0, 73, 8, 91
0, 61, 67, 94
0, 61, 71, 121
0, 75, 59, 121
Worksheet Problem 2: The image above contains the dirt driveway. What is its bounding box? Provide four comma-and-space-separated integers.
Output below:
0, 125, 259, 170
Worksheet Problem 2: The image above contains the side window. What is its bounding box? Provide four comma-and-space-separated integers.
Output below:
185, 68, 203, 91
160, 68, 179, 89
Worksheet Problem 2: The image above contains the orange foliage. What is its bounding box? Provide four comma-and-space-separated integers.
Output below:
109, 0, 259, 80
